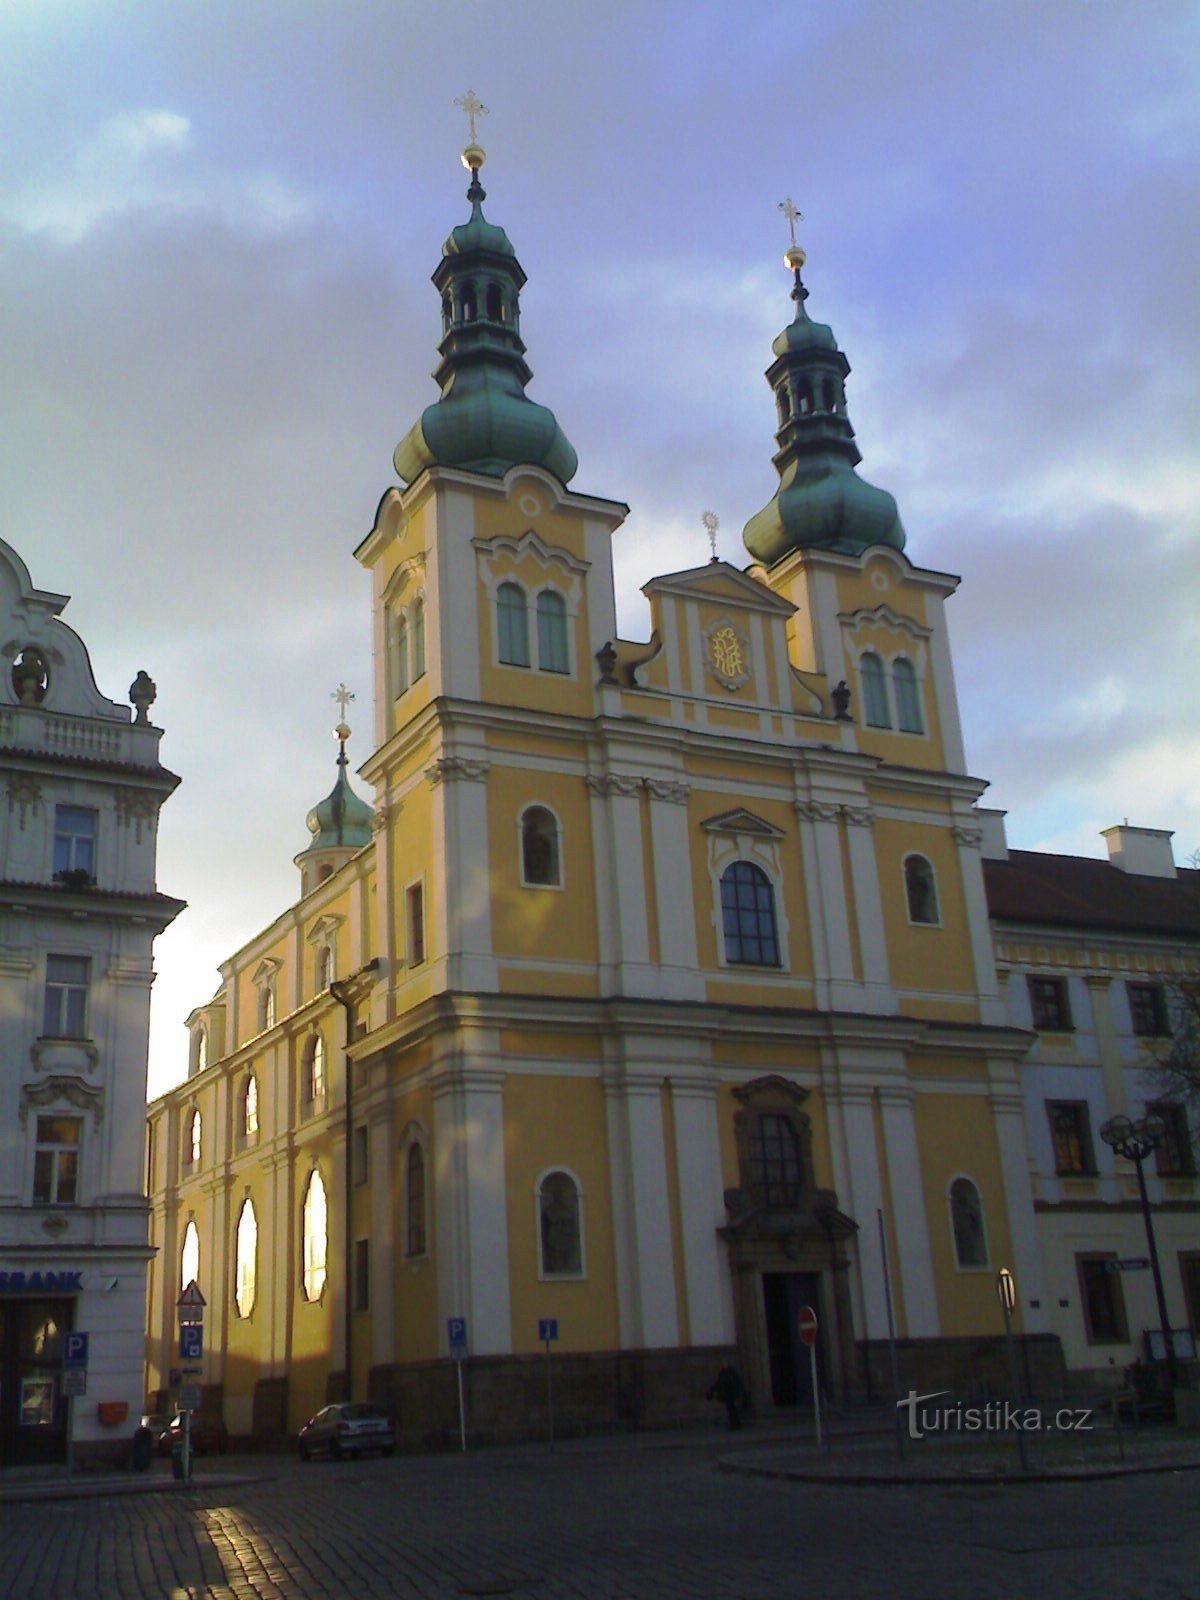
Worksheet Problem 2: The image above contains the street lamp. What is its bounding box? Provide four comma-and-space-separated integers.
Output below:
1099, 1113, 1176, 1392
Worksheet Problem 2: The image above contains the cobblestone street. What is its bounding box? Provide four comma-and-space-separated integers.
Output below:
2, 1431, 1199, 1600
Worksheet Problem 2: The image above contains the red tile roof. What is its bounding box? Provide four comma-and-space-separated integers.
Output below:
984, 851, 1200, 939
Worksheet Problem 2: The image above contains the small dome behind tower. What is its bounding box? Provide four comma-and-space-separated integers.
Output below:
294, 691, 374, 897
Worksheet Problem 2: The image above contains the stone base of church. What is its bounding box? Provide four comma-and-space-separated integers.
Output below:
856, 1333, 1067, 1401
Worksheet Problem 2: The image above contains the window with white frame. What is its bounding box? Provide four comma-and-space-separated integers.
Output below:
903, 854, 940, 925
180, 1218, 200, 1294
53, 805, 97, 881
497, 581, 530, 666
33, 1116, 81, 1205
234, 1197, 257, 1317
304, 1033, 326, 1108
949, 1176, 988, 1268
520, 805, 561, 887
720, 861, 781, 966
538, 1169, 583, 1278
535, 588, 569, 673
301, 1168, 328, 1301
316, 943, 334, 991
42, 955, 90, 1038
893, 657, 924, 733
241, 1073, 259, 1143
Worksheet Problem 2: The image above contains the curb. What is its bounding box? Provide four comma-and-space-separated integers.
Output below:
0, 1471, 265, 1506
718, 1451, 1200, 1487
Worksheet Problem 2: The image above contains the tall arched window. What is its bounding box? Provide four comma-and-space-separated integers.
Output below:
406, 1142, 426, 1257
180, 1218, 200, 1294
301, 1169, 328, 1300
904, 854, 940, 925
893, 658, 923, 733
305, 1033, 326, 1107
235, 1198, 257, 1317
536, 589, 569, 673
720, 861, 781, 967
949, 1176, 988, 1267
748, 1113, 803, 1206
520, 805, 561, 887
395, 612, 410, 695
497, 582, 530, 666
195, 1027, 208, 1076
860, 651, 892, 728
412, 598, 426, 681
316, 943, 334, 990
539, 1170, 583, 1278
242, 1074, 258, 1142
187, 1108, 201, 1168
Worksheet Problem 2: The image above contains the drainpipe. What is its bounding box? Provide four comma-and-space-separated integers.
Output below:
329, 957, 380, 1403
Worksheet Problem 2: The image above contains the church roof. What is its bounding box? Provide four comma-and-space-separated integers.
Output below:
984, 851, 1200, 939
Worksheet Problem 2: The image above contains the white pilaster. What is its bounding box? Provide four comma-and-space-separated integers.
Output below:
370, 1116, 396, 1360
878, 1086, 940, 1336
427, 756, 496, 991
432, 1058, 511, 1354
798, 803, 856, 1006
988, 1062, 1050, 1332
953, 824, 1006, 1025
670, 1076, 734, 1344
587, 775, 653, 996
826, 1082, 889, 1340
644, 782, 703, 1001
842, 807, 891, 1008
604, 1069, 679, 1348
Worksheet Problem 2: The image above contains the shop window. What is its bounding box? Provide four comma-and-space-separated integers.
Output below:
904, 854, 940, 925
33, 1116, 81, 1205
720, 861, 781, 967
536, 589, 569, 673
235, 1198, 257, 1318
520, 805, 561, 887
1047, 1101, 1095, 1175
949, 1176, 988, 1267
538, 1169, 583, 1278
42, 955, 90, 1038
301, 1169, 328, 1301
1029, 975, 1072, 1031
1078, 1253, 1127, 1342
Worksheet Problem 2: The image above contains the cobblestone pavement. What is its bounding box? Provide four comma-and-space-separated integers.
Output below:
2, 1432, 1198, 1600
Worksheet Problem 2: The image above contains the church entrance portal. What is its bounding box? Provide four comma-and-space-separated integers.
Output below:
763, 1271, 825, 1406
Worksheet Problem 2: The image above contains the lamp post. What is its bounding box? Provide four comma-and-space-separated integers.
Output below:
1099, 1113, 1176, 1391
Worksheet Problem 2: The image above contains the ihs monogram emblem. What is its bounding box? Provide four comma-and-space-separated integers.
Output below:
705, 620, 751, 691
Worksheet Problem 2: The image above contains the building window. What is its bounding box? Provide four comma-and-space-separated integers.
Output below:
186, 1108, 202, 1169
892, 658, 924, 734
860, 651, 892, 728
301, 1169, 328, 1301
520, 805, 561, 887
406, 882, 426, 967
395, 612, 409, 695
485, 281, 502, 322
1128, 982, 1169, 1038
497, 581, 530, 667
538, 1170, 583, 1278
720, 861, 781, 967
316, 943, 334, 991
406, 1142, 427, 1257
242, 1074, 259, 1143
353, 1238, 370, 1312
1029, 975, 1072, 1031
903, 854, 940, 925
53, 806, 97, 881
352, 1124, 369, 1187
42, 955, 90, 1038
304, 1033, 326, 1108
1150, 1103, 1194, 1177
180, 1219, 200, 1294
747, 1113, 803, 1207
1047, 1101, 1095, 1175
33, 1116, 81, 1205
536, 589, 569, 673
195, 1026, 208, 1076
949, 1176, 988, 1268
1078, 1253, 1127, 1343
412, 599, 426, 681
235, 1198, 257, 1318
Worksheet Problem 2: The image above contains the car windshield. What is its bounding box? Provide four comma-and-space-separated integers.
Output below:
342, 1404, 387, 1421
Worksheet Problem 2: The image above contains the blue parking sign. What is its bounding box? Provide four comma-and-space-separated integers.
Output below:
447, 1317, 468, 1352
538, 1318, 558, 1343
64, 1331, 89, 1367
179, 1324, 203, 1360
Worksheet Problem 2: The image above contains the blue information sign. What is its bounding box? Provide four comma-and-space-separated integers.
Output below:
538, 1318, 559, 1343
64, 1331, 89, 1367
179, 1324, 203, 1361
447, 1317, 468, 1352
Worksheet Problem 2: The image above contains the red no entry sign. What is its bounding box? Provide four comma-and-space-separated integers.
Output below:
797, 1305, 818, 1347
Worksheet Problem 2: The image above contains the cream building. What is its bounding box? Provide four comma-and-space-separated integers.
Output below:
0, 538, 181, 1467
147, 146, 1070, 1444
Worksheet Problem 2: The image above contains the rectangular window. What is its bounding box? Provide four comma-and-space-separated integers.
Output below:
53, 806, 97, 880
1128, 982, 1169, 1038
1047, 1101, 1095, 1175
406, 883, 425, 967
1150, 1103, 1194, 1177
1077, 1253, 1128, 1343
33, 1116, 81, 1205
352, 1124, 369, 1187
353, 1238, 370, 1312
1028, 975, 1072, 1031
42, 955, 90, 1038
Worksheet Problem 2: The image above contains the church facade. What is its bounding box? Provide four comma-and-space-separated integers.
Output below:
147, 148, 1097, 1442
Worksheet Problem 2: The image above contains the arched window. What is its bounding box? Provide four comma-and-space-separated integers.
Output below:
316, 944, 333, 990
180, 1218, 199, 1294
860, 652, 892, 728
461, 286, 476, 322
257, 979, 276, 1032
536, 589, 569, 673
539, 1170, 582, 1278
187, 1108, 201, 1168
821, 378, 835, 411
720, 861, 781, 967
949, 1177, 988, 1268
406, 1142, 426, 1257
520, 805, 560, 887
497, 582, 530, 666
893, 658, 923, 733
485, 282, 502, 322
412, 598, 426, 681
395, 612, 410, 696
242, 1074, 258, 1142
235, 1198, 257, 1317
748, 1113, 803, 1206
301, 1169, 328, 1300
904, 854, 940, 925
777, 386, 792, 424
305, 1033, 326, 1107
195, 1027, 208, 1076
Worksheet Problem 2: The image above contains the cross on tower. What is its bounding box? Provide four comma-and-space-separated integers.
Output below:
779, 197, 803, 250
331, 683, 355, 719
455, 89, 489, 143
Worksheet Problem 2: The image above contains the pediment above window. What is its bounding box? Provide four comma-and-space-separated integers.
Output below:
305, 914, 345, 948
838, 602, 932, 642
251, 957, 281, 988
701, 808, 785, 839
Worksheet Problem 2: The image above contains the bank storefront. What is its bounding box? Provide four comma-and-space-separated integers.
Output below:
0, 1271, 82, 1467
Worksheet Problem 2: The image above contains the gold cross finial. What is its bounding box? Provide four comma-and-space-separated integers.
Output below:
455, 89, 489, 144
701, 509, 720, 562
332, 683, 355, 718
779, 197, 803, 249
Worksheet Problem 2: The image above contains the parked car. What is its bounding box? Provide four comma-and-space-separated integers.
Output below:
298, 1402, 395, 1461
155, 1411, 230, 1456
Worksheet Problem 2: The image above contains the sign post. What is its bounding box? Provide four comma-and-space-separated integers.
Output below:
176, 1281, 206, 1483
63, 1331, 89, 1477
996, 1267, 1029, 1474
447, 1318, 468, 1452
538, 1319, 558, 1451
797, 1306, 821, 1449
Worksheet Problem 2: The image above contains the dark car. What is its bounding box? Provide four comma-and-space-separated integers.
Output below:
298, 1402, 395, 1461
156, 1411, 230, 1456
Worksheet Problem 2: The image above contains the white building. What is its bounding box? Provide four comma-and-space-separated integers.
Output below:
0, 539, 182, 1468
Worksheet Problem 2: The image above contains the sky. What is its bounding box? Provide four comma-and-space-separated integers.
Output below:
1, 0, 1197, 1099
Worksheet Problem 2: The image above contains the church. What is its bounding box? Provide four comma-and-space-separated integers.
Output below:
145, 127, 1192, 1445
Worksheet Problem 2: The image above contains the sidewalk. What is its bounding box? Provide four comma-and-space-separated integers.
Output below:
0, 1461, 262, 1504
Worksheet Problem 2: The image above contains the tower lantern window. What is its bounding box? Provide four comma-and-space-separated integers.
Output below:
485, 282, 502, 322
461, 287, 477, 322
